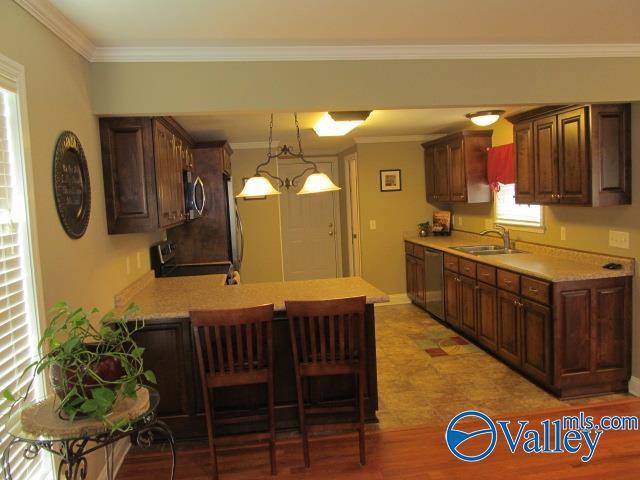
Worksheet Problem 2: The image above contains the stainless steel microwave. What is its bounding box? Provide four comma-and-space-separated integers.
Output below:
184, 170, 205, 220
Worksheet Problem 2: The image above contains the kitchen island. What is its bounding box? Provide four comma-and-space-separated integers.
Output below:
122, 276, 389, 439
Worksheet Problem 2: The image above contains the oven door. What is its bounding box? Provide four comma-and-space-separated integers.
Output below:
184, 171, 206, 220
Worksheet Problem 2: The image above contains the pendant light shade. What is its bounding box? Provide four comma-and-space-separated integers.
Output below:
236, 176, 281, 198
297, 172, 341, 195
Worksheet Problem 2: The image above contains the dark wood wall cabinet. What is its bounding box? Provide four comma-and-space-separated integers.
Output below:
422, 130, 493, 204
99, 117, 196, 234
405, 241, 631, 398
131, 306, 379, 440
507, 104, 631, 206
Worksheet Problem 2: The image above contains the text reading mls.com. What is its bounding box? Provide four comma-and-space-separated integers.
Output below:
445, 410, 639, 463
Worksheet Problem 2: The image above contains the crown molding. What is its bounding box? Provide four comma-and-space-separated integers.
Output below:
354, 134, 443, 144
90, 43, 640, 63
12, 1, 640, 64
14, 0, 95, 61
229, 141, 280, 150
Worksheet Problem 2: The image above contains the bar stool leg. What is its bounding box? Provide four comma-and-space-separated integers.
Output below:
358, 372, 366, 466
268, 377, 277, 475
295, 376, 310, 467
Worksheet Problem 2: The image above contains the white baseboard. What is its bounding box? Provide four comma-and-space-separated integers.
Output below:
97, 438, 131, 480
628, 376, 640, 396
377, 293, 411, 306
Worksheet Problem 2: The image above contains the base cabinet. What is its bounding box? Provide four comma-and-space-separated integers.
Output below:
436, 249, 631, 398
405, 243, 426, 307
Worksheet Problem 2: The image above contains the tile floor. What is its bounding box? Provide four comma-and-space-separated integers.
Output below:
374, 304, 629, 429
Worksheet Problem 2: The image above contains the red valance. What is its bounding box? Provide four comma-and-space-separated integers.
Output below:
487, 143, 515, 192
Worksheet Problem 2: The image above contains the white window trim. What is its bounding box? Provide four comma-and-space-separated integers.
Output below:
0, 54, 50, 476
493, 184, 546, 234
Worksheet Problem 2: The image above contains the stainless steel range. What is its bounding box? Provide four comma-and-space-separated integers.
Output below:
150, 239, 233, 280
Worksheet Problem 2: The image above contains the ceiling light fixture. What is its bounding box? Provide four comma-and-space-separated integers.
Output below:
236, 113, 341, 198
466, 110, 505, 127
313, 111, 371, 137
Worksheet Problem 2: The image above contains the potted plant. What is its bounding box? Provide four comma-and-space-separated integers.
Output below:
418, 222, 431, 237
3, 302, 156, 432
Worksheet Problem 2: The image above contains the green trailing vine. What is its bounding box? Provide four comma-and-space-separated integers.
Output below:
2, 302, 156, 433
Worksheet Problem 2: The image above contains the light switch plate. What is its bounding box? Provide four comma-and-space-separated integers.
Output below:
609, 230, 630, 249
560, 227, 566, 241
369, 220, 377, 230
457, 216, 463, 227
125, 256, 131, 275
136, 251, 142, 269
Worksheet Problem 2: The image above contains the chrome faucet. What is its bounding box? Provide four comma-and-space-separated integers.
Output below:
480, 224, 511, 250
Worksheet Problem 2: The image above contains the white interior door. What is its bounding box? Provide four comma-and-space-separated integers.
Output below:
280, 159, 339, 280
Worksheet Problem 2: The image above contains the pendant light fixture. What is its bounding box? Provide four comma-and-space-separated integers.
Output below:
236, 113, 341, 198
466, 110, 505, 127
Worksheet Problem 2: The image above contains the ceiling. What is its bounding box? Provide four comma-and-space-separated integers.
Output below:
47, 0, 640, 47
174, 106, 527, 151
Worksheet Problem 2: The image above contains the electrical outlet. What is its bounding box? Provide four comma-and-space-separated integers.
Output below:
369, 220, 377, 230
125, 256, 131, 275
457, 216, 463, 227
136, 251, 142, 269
609, 230, 630, 249
560, 227, 566, 241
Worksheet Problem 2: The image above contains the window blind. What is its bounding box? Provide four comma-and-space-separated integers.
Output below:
0, 88, 49, 479
495, 183, 543, 227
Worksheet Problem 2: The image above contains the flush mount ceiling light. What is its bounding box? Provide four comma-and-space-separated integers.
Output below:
466, 110, 505, 127
236, 113, 341, 198
313, 111, 371, 137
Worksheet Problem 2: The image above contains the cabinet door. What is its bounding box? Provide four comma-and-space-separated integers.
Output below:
448, 138, 467, 202
514, 121, 535, 204
415, 256, 426, 306
444, 270, 460, 328
476, 282, 498, 352
405, 255, 417, 303
433, 144, 450, 201
459, 275, 477, 338
99, 117, 158, 234
424, 146, 436, 202
557, 107, 589, 204
520, 300, 552, 384
533, 115, 558, 203
497, 290, 521, 367
154, 122, 174, 228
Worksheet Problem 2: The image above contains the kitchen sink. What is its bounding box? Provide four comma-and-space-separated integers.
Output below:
450, 245, 525, 256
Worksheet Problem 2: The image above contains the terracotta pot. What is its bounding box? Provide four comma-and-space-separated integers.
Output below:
49, 355, 123, 400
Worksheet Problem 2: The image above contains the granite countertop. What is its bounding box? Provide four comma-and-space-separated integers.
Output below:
406, 234, 634, 282
124, 276, 389, 320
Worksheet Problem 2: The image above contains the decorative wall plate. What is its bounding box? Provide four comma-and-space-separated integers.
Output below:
53, 131, 91, 239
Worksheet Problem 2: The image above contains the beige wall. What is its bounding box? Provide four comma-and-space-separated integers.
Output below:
356, 142, 434, 294
231, 149, 284, 283
0, 4, 160, 478
90, 58, 640, 115
448, 110, 640, 379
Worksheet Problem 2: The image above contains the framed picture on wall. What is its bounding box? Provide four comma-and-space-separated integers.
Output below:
379, 169, 401, 192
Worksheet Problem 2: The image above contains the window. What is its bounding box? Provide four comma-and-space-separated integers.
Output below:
0, 64, 49, 479
495, 183, 543, 228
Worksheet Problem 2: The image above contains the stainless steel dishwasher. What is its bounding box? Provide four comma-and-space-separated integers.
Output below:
424, 247, 445, 321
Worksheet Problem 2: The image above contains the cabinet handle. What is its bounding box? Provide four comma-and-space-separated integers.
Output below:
480, 273, 489, 278
529, 287, 539, 293
475, 285, 480, 290
504, 279, 512, 285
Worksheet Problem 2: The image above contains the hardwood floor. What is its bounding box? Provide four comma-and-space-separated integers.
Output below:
118, 398, 640, 479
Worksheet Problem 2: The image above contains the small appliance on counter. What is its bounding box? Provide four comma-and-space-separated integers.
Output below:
150, 240, 233, 281
432, 210, 451, 236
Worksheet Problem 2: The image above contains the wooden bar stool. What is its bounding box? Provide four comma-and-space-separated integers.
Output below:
285, 296, 367, 467
191, 304, 276, 479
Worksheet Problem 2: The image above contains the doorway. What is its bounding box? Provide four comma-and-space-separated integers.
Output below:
344, 152, 362, 276
279, 157, 342, 280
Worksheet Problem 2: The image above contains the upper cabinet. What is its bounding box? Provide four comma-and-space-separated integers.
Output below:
100, 117, 193, 234
422, 130, 493, 204
507, 104, 631, 206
